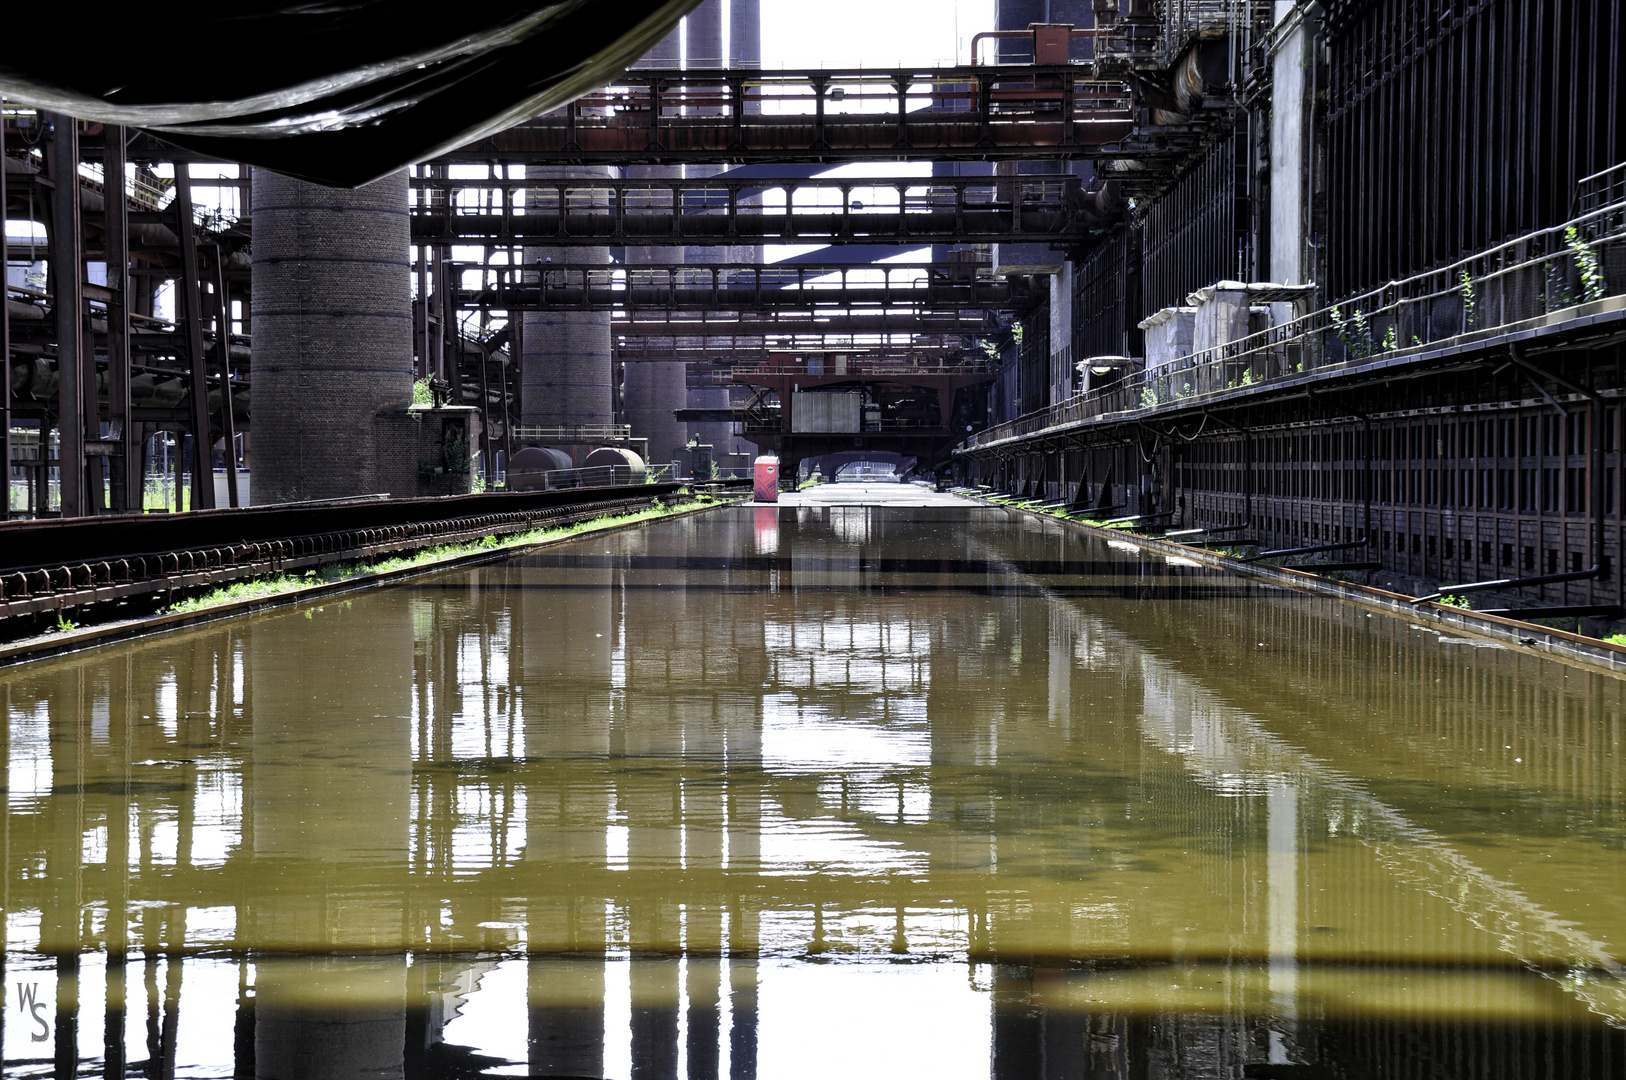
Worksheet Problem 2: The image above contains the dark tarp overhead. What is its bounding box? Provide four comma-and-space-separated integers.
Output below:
0, 0, 701, 187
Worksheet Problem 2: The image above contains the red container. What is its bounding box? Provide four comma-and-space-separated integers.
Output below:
754, 456, 780, 502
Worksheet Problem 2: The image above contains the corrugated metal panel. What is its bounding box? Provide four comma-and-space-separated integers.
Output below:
790, 391, 862, 433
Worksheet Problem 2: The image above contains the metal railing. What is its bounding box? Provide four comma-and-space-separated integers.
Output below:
966, 182, 1626, 451
415, 173, 1082, 218
1576, 162, 1626, 217
533, 465, 647, 489
512, 425, 633, 442
733, 360, 991, 378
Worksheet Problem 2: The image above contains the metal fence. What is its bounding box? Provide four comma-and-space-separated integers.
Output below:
967, 185, 1626, 449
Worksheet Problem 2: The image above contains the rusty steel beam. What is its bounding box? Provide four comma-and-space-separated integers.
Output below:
614, 311, 983, 335
210, 247, 239, 508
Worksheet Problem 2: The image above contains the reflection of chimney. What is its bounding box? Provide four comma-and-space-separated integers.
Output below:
248, 601, 414, 1078
517, 551, 614, 1075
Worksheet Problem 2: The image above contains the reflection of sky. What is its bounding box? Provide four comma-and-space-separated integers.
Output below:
2, 952, 240, 1072
436, 954, 991, 1080
758, 803, 928, 876
761, 696, 929, 772
6, 700, 50, 807
756, 960, 989, 1079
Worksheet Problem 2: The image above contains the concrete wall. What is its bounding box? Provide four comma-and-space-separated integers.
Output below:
1049, 261, 1075, 402
1269, 2, 1319, 286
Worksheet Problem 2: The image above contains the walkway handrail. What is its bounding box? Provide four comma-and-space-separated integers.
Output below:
965, 181, 1626, 451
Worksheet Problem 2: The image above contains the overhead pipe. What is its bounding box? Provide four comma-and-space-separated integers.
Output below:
970, 26, 1103, 66
1246, 538, 1369, 563
1411, 567, 1601, 606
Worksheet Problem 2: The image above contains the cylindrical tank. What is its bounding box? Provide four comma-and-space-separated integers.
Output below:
687, 386, 744, 477
625, 363, 688, 478
583, 446, 646, 485
507, 446, 574, 491
522, 167, 614, 429
250, 169, 413, 503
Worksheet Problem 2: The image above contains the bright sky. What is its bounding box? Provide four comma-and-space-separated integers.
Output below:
762, 0, 995, 68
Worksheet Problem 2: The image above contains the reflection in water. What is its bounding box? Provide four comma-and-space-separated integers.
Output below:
3, 506, 1625, 1077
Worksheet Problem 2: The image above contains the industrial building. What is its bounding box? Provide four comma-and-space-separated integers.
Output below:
2, 1, 1625, 1077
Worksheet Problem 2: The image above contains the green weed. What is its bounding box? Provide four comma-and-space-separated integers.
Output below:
164, 501, 712, 616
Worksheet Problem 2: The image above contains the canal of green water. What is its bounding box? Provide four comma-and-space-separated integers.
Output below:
2, 503, 1622, 1077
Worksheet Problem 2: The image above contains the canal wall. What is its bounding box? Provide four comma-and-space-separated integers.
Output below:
977, 496, 1626, 681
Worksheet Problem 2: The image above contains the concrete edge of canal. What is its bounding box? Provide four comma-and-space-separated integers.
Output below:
977, 495, 1626, 680
0, 497, 738, 671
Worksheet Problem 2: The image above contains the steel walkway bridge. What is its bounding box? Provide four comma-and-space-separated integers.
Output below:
432, 65, 1154, 168
451, 261, 1030, 313
409, 172, 1094, 247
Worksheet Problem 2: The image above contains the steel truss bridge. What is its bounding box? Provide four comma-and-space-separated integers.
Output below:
432, 65, 1162, 167
410, 173, 1095, 247
450, 261, 1031, 313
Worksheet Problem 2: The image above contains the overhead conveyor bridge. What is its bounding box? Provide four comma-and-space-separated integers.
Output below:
435, 65, 1142, 167
451, 261, 1027, 314
409, 173, 1093, 247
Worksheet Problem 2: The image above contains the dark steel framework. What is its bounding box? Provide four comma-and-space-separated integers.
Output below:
1323, 0, 1625, 296
450, 261, 1024, 313
960, 0, 1626, 625
410, 172, 1094, 247
437, 65, 1143, 167
4, 112, 249, 519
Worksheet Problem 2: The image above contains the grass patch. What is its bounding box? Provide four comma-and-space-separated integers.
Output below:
165, 498, 716, 616
1604, 632, 1626, 647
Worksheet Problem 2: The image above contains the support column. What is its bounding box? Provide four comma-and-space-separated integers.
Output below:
250, 170, 414, 503
210, 251, 239, 507
172, 167, 217, 510
103, 126, 136, 512
46, 113, 85, 517
730, 0, 761, 70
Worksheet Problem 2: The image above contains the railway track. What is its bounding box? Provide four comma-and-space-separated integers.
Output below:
0, 481, 747, 633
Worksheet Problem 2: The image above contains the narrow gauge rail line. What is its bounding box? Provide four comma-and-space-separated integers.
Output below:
0, 482, 747, 630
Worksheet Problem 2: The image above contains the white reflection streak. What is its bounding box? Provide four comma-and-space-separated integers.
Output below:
156, 671, 178, 737
1267, 782, 1299, 1063
7, 700, 51, 806
1131, 622, 1626, 1023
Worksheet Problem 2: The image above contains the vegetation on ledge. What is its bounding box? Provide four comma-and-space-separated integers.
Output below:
165, 497, 716, 616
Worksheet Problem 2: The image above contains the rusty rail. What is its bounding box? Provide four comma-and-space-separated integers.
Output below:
0, 482, 747, 625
